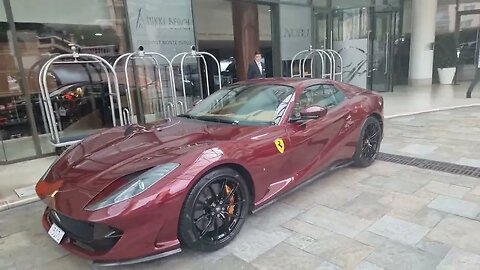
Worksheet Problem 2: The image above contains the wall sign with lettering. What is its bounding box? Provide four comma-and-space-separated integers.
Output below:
279, 5, 312, 61
126, 0, 196, 59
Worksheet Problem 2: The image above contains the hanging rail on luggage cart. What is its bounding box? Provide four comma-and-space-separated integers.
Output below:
38, 44, 123, 152
291, 46, 343, 81
291, 46, 332, 79
113, 46, 176, 125
171, 46, 222, 114
323, 49, 343, 82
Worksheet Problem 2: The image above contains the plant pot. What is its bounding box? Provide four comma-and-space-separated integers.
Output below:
437, 67, 456, 84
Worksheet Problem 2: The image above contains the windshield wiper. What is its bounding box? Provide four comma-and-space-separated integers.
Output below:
179, 114, 239, 125
194, 115, 239, 125
178, 114, 195, 119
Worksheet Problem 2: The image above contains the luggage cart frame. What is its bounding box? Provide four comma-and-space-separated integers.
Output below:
113, 46, 176, 125
38, 45, 122, 152
171, 46, 222, 114
291, 46, 343, 81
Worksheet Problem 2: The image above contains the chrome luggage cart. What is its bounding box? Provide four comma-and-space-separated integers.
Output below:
291, 46, 343, 81
171, 46, 222, 114
38, 45, 123, 154
113, 46, 176, 125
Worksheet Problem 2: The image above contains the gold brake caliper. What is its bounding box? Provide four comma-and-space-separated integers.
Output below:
224, 185, 235, 216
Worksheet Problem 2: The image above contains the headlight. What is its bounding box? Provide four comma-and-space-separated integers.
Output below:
85, 163, 179, 211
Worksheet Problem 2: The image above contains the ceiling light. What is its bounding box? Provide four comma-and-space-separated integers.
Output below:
95, 33, 103, 36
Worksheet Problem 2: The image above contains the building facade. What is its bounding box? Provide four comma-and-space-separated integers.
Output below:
0, 0, 478, 164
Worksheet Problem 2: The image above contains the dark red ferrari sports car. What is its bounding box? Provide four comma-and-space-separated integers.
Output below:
36, 78, 383, 266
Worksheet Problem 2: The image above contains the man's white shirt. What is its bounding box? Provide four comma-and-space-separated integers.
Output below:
256, 61, 262, 75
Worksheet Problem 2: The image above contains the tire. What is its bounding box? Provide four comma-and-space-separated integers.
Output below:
178, 167, 250, 252
353, 116, 382, 167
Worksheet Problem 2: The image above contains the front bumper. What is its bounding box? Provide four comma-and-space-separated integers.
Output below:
41, 197, 183, 265
46, 208, 123, 253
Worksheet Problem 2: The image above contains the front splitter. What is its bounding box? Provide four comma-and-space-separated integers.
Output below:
92, 248, 182, 267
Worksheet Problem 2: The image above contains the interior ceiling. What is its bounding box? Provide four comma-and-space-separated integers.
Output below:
194, 0, 271, 14
437, 0, 480, 4
198, 40, 272, 49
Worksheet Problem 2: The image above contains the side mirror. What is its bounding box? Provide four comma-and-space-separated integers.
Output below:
299, 106, 327, 120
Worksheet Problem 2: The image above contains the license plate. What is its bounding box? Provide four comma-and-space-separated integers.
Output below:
48, 223, 65, 244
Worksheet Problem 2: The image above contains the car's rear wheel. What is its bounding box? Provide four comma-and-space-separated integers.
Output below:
178, 167, 250, 252
353, 116, 382, 167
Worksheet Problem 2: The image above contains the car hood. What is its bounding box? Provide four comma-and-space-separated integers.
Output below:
46, 118, 262, 192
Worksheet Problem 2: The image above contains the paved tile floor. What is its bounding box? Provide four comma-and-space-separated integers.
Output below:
381, 106, 480, 165
2, 160, 480, 270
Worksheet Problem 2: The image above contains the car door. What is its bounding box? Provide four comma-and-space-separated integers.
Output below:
284, 83, 350, 184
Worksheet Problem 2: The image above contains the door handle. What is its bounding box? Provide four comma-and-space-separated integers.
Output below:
367, 30, 372, 77
385, 33, 389, 75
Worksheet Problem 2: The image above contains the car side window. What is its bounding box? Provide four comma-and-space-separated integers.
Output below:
291, 84, 345, 118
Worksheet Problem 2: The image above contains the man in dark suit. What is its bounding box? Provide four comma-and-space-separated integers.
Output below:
247, 51, 266, 80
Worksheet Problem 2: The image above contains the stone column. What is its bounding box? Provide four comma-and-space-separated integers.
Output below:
232, 0, 260, 81
408, 0, 438, 85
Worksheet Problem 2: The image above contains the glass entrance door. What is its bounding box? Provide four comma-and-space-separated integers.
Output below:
332, 8, 371, 89
314, 10, 330, 49
370, 11, 399, 92
456, 12, 480, 82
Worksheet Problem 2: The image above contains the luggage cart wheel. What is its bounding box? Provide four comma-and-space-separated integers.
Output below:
55, 146, 67, 156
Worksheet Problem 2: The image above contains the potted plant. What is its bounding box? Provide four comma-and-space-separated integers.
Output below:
434, 35, 457, 84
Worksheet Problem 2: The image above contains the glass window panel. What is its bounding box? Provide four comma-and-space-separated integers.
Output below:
313, 0, 329, 8
459, 2, 480, 12
333, 8, 370, 41
0, 3, 37, 161
1, 0, 129, 159
291, 85, 342, 117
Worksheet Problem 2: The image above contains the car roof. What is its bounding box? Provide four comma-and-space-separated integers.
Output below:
235, 77, 335, 87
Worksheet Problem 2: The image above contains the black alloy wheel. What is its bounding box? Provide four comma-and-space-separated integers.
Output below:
179, 167, 250, 251
353, 116, 382, 167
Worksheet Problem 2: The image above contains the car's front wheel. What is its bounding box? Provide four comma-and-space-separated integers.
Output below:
178, 167, 250, 252
353, 116, 382, 167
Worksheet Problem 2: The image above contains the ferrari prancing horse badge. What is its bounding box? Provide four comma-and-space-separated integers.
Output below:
274, 138, 285, 154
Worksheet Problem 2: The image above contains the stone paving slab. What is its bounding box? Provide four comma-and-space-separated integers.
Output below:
422, 181, 470, 198
297, 205, 372, 238
367, 215, 429, 246
354, 261, 385, 270
378, 192, 430, 220
415, 238, 451, 258
340, 192, 389, 220
315, 261, 343, 270
361, 175, 424, 194
437, 248, 480, 270
365, 240, 442, 270
428, 195, 480, 219
252, 242, 324, 270
408, 208, 447, 228
427, 216, 480, 254
304, 234, 375, 269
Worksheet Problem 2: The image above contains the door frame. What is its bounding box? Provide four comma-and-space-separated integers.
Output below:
312, 5, 401, 92
454, 8, 480, 83
368, 10, 399, 92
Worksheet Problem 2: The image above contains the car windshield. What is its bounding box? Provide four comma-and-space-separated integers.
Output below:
182, 84, 294, 125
